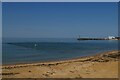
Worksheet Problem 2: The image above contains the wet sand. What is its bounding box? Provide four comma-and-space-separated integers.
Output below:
2, 50, 119, 78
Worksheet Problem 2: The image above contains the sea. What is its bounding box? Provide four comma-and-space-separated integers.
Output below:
2, 38, 118, 65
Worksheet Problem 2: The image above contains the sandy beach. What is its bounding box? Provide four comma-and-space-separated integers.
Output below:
2, 50, 119, 78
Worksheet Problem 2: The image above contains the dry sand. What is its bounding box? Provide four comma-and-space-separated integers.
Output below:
2, 50, 119, 78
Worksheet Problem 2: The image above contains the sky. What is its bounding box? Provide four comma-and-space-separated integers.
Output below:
2, 0, 120, 2
3, 2, 118, 38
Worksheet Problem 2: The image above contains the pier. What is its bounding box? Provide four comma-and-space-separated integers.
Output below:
77, 36, 120, 40
77, 38, 108, 40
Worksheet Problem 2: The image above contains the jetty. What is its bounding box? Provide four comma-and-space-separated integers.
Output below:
77, 38, 108, 40
77, 36, 120, 40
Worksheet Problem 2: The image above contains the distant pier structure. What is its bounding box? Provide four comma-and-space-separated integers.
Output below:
77, 36, 120, 40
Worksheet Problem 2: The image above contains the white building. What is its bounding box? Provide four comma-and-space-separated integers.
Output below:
108, 36, 115, 39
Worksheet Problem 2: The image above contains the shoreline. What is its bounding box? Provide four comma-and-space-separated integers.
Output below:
2, 50, 119, 78
2, 50, 117, 66
2, 50, 119, 67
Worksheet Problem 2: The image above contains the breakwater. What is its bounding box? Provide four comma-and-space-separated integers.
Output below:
77, 38, 118, 40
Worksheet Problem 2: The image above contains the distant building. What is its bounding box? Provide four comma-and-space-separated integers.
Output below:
108, 36, 115, 39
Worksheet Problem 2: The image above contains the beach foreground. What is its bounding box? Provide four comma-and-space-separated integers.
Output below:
2, 50, 119, 78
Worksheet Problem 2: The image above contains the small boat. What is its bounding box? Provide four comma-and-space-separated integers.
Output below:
34, 44, 37, 47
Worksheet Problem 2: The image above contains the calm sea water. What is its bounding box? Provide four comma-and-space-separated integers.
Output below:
2, 38, 118, 64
